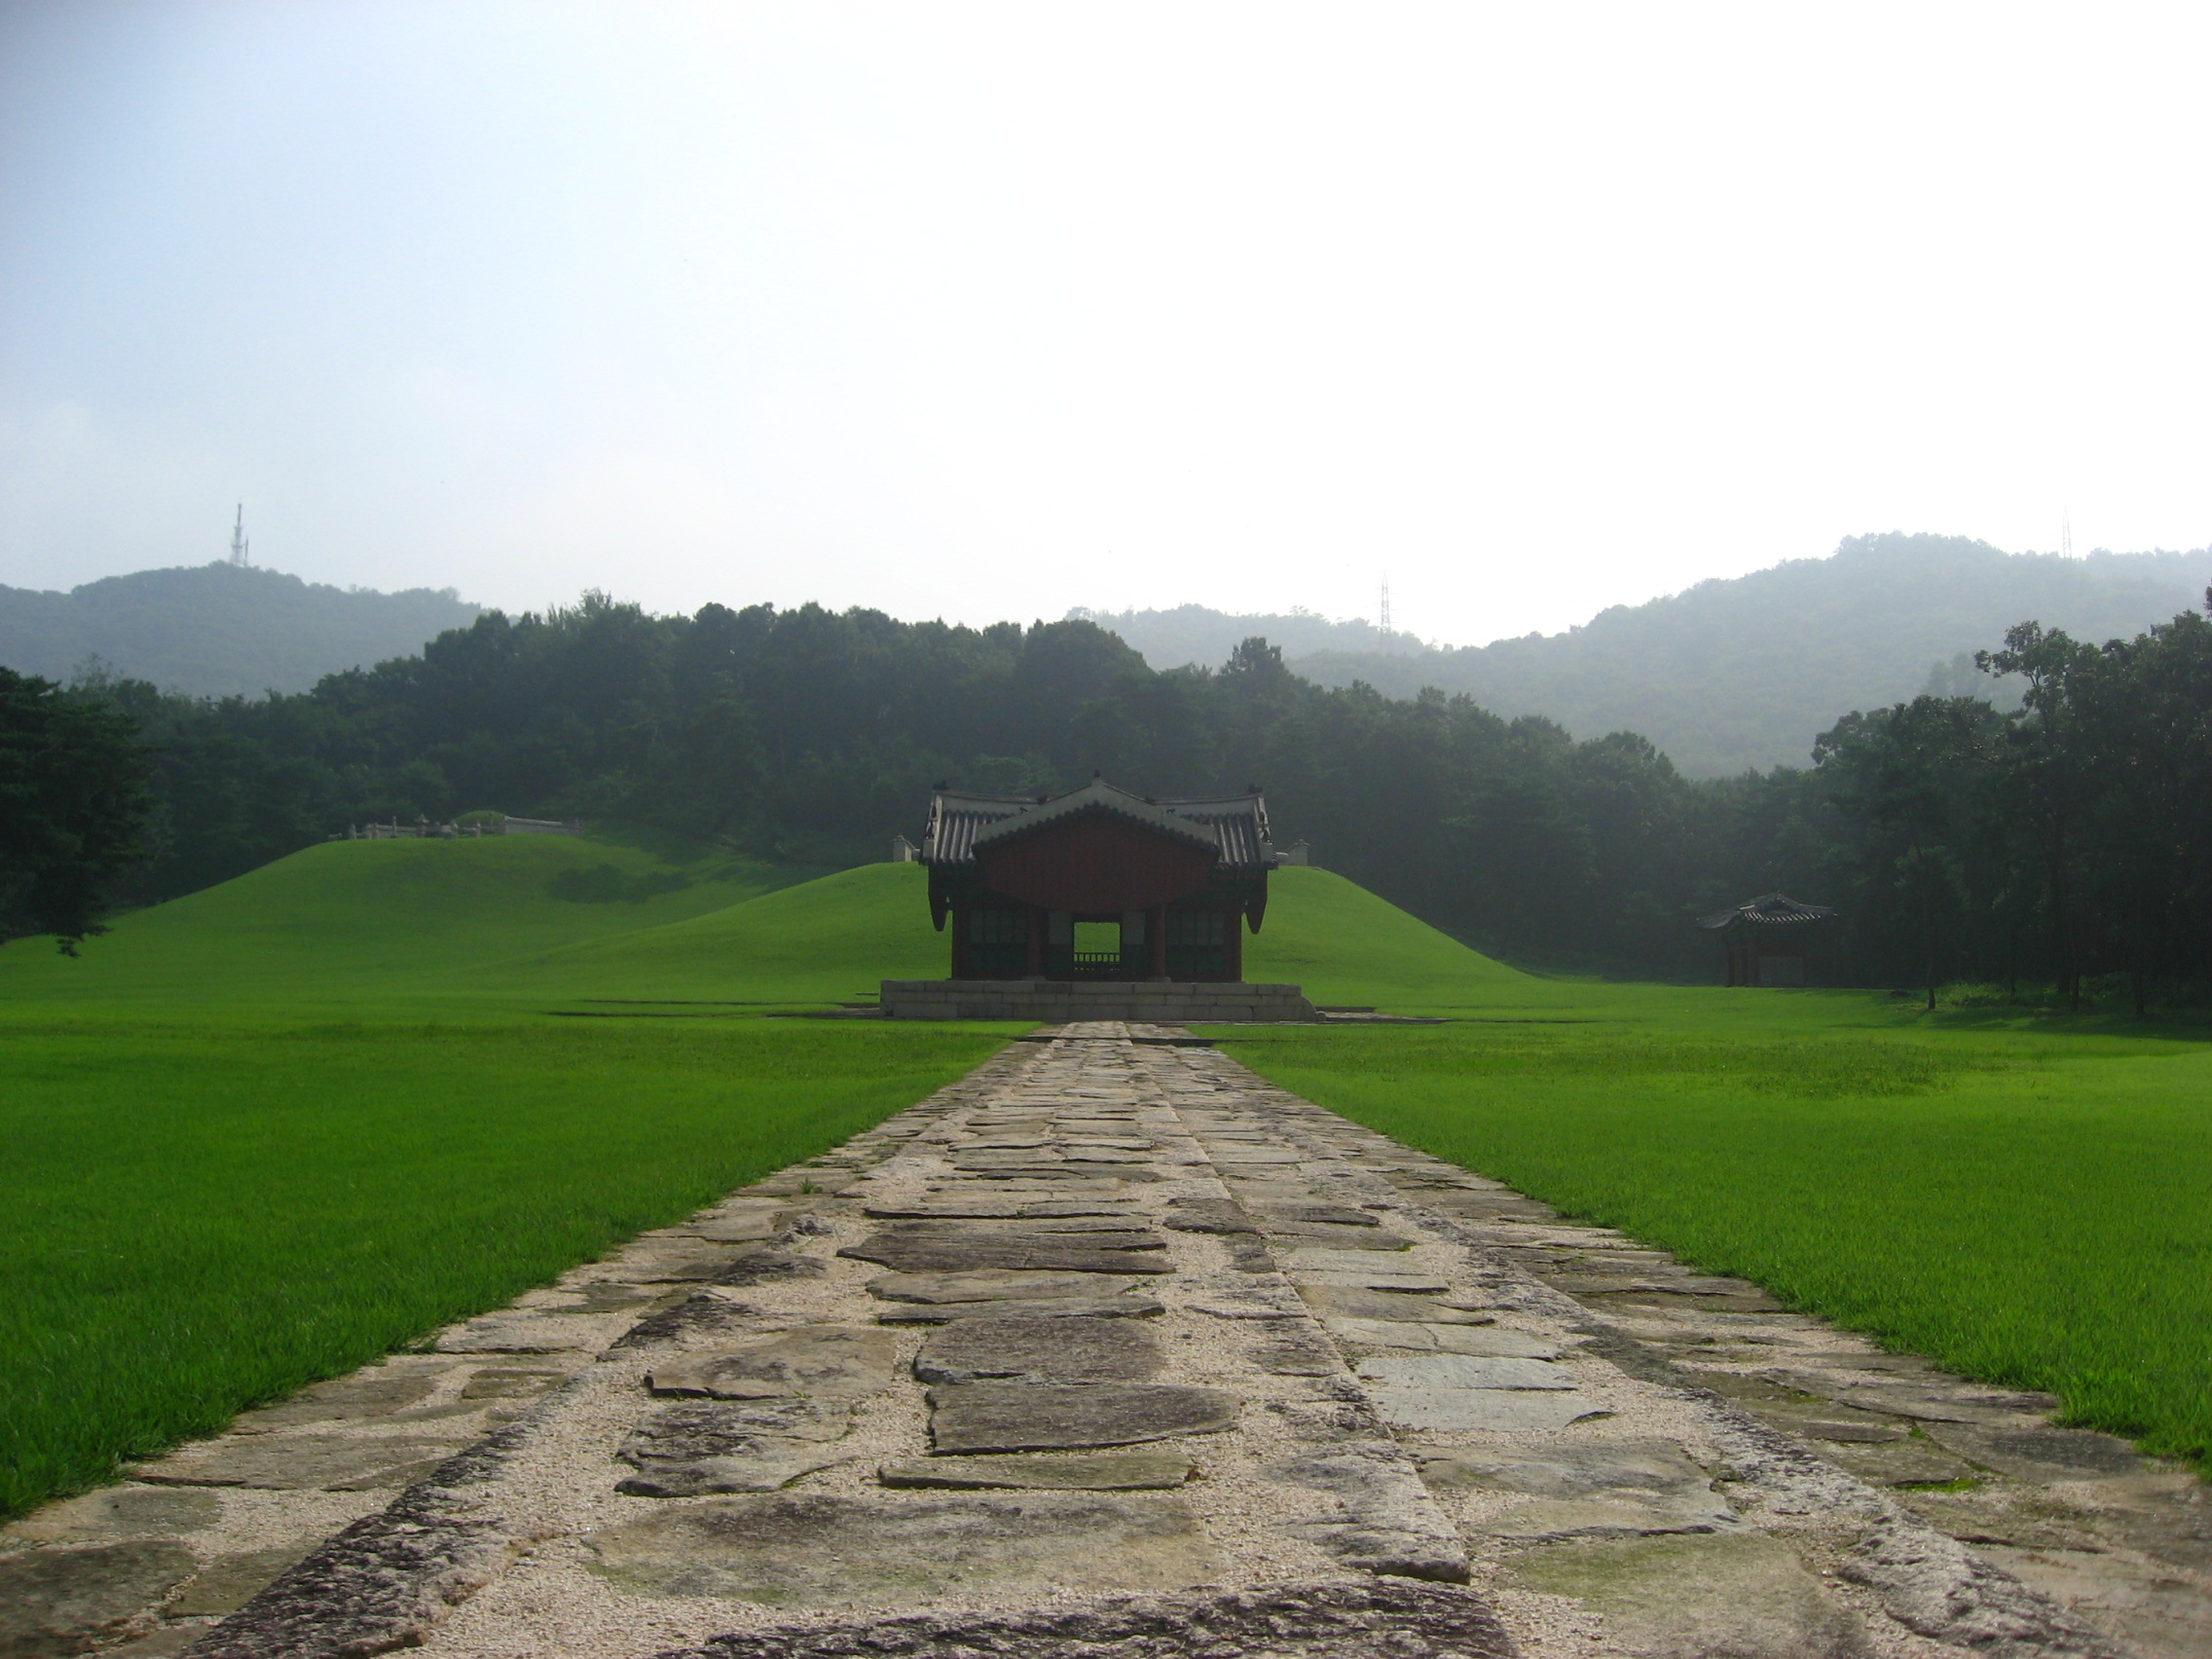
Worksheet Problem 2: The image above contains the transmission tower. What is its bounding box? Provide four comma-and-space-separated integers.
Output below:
2061, 509, 2073, 559
1380, 574, 1392, 634
229, 503, 250, 567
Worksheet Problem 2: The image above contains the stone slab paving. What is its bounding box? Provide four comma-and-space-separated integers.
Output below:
5, 1025, 2205, 1658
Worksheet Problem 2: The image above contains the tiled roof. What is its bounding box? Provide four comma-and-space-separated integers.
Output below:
922, 792, 1031, 866
922, 780, 1275, 872
970, 781, 1219, 856
1695, 892, 1836, 931
1158, 799, 1272, 869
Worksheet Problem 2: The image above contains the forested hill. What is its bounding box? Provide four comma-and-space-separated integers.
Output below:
39, 582, 2212, 995
1094, 535, 2212, 776
0, 563, 480, 696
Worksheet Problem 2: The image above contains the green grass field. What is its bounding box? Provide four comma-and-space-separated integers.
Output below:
5, 840, 2208, 1517
0, 834, 810, 1009
0, 837, 1016, 1518
0, 1015, 1006, 1517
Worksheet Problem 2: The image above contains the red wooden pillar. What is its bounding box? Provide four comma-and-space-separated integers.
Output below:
1025, 904, 1045, 977
950, 904, 967, 978
1226, 906, 1243, 982
1148, 904, 1167, 979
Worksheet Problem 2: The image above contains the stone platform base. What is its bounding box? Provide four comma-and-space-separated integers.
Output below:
880, 979, 1322, 1023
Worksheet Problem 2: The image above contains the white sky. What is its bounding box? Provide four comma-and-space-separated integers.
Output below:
3, 2, 2208, 647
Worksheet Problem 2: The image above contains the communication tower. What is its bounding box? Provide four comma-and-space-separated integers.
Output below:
229, 503, 250, 567
1380, 575, 1391, 634
2061, 509, 2073, 559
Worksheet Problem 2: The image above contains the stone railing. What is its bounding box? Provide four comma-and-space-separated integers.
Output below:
337, 815, 582, 841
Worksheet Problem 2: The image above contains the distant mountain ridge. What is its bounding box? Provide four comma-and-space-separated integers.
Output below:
1068, 604, 1432, 666
1087, 535, 2212, 776
0, 563, 481, 696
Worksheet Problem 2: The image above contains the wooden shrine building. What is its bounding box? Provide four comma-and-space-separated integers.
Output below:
1696, 893, 1836, 986
919, 779, 1278, 982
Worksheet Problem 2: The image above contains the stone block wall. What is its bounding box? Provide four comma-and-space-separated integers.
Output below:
879, 979, 1322, 1023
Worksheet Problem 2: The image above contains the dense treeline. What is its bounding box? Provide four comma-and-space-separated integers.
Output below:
0, 667, 153, 949
33, 588, 2212, 1000
1810, 603, 2212, 1010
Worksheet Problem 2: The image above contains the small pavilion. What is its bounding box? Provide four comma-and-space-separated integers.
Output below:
1696, 893, 1836, 986
919, 779, 1276, 982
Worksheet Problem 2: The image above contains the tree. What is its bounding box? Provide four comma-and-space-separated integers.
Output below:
1979, 623, 2099, 1009
0, 668, 155, 952
1816, 697, 2004, 1009
2055, 594, 2212, 1012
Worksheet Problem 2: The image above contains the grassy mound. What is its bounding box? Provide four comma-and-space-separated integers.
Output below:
520, 863, 1537, 1012
511, 863, 943, 1006
3, 841, 1537, 1016
1245, 867, 1530, 1010
0, 835, 795, 1007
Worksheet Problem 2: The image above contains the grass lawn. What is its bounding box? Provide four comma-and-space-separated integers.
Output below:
8, 839, 2208, 1518
1203, 1013, 2212, 1472
1242, 866, 1534, 1011
0, 837, 1021, 1519
0, 1014, 1010, 1518
0, 834, 824, 1010
510, 862, 955, 1006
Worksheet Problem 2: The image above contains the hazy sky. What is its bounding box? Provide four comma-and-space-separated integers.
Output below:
4, 3, 2208, 646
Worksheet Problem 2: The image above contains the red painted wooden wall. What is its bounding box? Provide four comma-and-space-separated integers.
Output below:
975, 813, 1217, 913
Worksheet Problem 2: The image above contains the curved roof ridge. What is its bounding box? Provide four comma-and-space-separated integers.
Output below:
921, 778, 1272, 871
969, 779, 1219, 854
1695, 892, 1837, 931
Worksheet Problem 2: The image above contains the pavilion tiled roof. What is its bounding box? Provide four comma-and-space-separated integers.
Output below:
922, 780, 1275, 872
1695, 892, 1836, 931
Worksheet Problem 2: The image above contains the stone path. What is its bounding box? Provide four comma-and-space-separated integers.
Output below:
7, 1023, 2206, 1659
